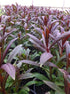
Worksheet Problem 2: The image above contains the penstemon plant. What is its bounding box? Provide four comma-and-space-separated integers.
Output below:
0, 23, 19, 93
0, 4, 70, 94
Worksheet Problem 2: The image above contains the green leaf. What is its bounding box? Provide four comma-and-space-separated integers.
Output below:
18, 87, 29, 94
55, 82, 64, 86
25, 81, 43, 87
55, 50, 60, 61
55, 91, 65, 94
33, 73, 48, 81
43, 80, 63, 93
19, 73, 48, 81
5, 76, 14, 89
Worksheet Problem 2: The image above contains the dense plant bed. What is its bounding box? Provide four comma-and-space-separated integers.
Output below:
0, 3, 70, 94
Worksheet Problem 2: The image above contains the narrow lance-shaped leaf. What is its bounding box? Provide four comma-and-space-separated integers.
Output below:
49, 33, 62, 49
38, 17, 44, 25
44, 62, 58, 68
19, 73, 34, 80
19, 73, 48, 81
50, 31, 70, 49
42, 32, 46, 48
7, 44, 23, 63
51, 22, 59, 33
2, 38, 18, 63
34, 27, 42, 34
43, 80, 64, 93
17, 60, 39, 68
29, 38, 46, 52
1, 63, 16, 80
39, 52, 53, 67
25, 81, 43, 87
0, 47, 1, 66
66, 41, 70, 70
27, 33, 44, 47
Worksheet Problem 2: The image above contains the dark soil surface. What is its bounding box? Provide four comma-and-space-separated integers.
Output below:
29, 84, 51, 94
29, 67, 51, 94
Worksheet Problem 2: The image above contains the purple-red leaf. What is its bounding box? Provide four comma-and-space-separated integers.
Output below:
17, 60, 39, 68
29, 38, 46, 52
1, 63, 16, 80
40, 52, 53, 66
19, 73, 34, 80
66, 41, 70, 69
66, 41, 70, 57
50, 31, 70, 49
7, 44, 23, 63
2, 38, 18, 63
44, 62, 58, 68
27, 33, 44, 47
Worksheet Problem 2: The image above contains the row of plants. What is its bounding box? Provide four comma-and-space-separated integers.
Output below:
0, 3, 70, 94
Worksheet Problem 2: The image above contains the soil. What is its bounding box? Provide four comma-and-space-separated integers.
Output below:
29, 84, 51, 94
29, 67, 51, 94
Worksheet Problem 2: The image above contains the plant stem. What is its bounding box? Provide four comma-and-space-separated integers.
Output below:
0, 47, 1, 67
64, 78, 70, 94
49, 67, 52, 81
1, 82, 7, 94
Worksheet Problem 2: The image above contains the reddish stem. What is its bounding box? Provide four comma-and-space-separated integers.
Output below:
0, 47, 1, 67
